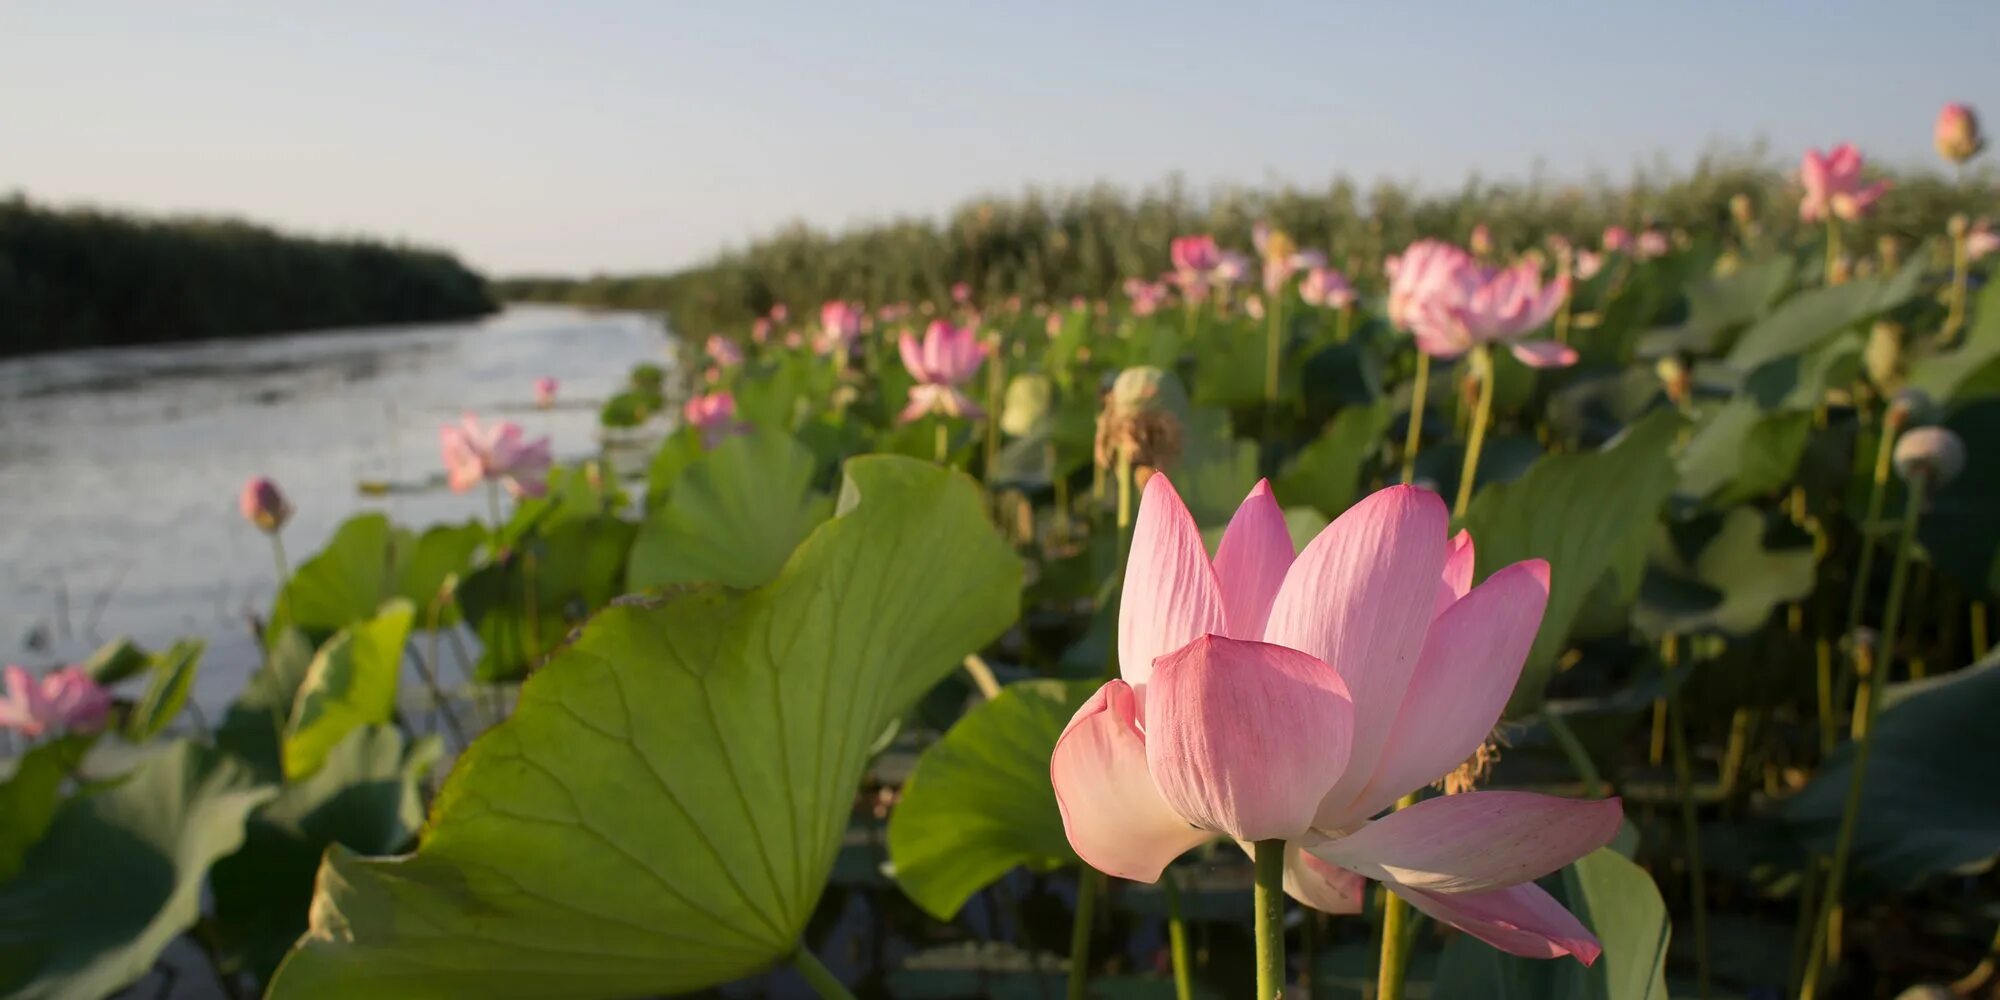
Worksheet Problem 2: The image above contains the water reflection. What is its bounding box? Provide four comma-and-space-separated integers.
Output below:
0, 306, 672, 710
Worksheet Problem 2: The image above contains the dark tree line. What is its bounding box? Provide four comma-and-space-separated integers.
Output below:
0, 194, 494, 356
497, 148, 1995, 335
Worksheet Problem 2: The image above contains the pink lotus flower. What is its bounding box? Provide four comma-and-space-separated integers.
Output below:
1123, 277, 1171, 316
682, 391, 746, 446
1050, 478, 1618, 963
0, 664, 111, 738
1936, 103, 1984, 165
897, 320, 988, 423
439, 414, 553, 498
783, 331, 804, 350
768, 303, 789, 324
950, 282, 973, 305
1244, 294, 1266, 321
1214, 251, 1253, 286
1574, 250, 1605, 281
1799, 144, 1890, 222
1635, 230, 1670, 260
1409, 258, 1577, 368
751, 318, 772, 344
1600, 227, 1631, 253
818, 300, 864, 355
533, 376, 558, 409
1170, 235, 1222, 275
1299, 267, 1355, 309
238, 476, 292, 533
705, 335, 744, 368
1386, 239, 1475, 331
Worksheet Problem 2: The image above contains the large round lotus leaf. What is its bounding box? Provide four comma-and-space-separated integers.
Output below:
626, 429, 831, 591
266, 456, 1021, 999
283, 600, 414, 781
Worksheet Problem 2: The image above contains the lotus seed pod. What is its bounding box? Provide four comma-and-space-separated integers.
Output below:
1096, 366, 1189, 472
1654, 355, 1693, 407
1864, 321, 1907, 392
1892, 426, 1966, 487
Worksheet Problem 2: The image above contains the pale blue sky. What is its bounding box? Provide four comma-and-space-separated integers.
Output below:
3, 2, 1994, 275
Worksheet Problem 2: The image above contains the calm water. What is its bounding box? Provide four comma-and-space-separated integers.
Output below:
0, 306, 672, 713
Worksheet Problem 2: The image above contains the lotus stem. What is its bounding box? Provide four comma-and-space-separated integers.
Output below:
1163, 868, 1195, 1000
1400, 351, 1431, 485
1662, 634, 1712, 1000
1377, 817, 1416, 1000
790, 944, 857, 1000
1841, 420, 1899, 706
485, 480, 504, 535
984, 345, 1005, 484
1801, 476, 1927, 999
1946, 224, 1970, 342
1452, 346, 1496, 518
1824, 220, 1842, 287
266, 532, 291, 640
934, 420, 949, 465
1264, 293, 1283, 405
1336, 303, 1352, 343
1068, 869, 1101, 1000
961, 653, 1002, 700
1253, 839, 1286, 1000
1949, 920, 2000, 996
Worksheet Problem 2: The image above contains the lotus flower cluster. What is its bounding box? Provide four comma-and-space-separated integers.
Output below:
0, 664, 111, 739
440, 414, 553, 498
1387, 240, 1576, 367
897, 320, 988, 422
1299, 266, 1355, 309
1051, 477, 1620, 962
1799, 144, 1889, 222
683, 390, 746, 446
238, 476, 292, 533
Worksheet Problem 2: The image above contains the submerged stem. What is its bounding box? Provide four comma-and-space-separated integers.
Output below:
1253, 839, 1286, 1000
790, 945, 857, 1000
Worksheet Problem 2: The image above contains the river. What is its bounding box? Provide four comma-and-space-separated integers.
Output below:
0, 306, 672, 716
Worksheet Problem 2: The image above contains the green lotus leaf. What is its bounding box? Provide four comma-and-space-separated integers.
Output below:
123, 638, 204, 743
627, 428, 832, 591
1275, 400, 1390, 520
283, 600, 414, 781
1431, 848, 1670, 1000
1724, 254, 1925, 371
1634, 507, 1818, 636
265, 455, 1021, 999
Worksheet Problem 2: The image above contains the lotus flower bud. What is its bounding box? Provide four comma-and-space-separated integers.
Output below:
1864, 321, 1907, 392
1935, 103, 1985, 165
1893, 426, 1966, 487
1469, 224, 1493, 258
239, 476, 293, 533
1948, 213, 1970, 239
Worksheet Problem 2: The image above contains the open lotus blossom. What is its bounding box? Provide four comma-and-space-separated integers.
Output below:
1214, 250, 1253, 287
768, 303, 789, 324
1799, 144, 1890, 222
817, 300, 864, 355
1601, 226, 1631, 253
705, 335, 744, 368
682, 390, 746, 446
439, 414, 553, 498
0, 664, 111, 738
1936, 103, 1984, 165
751, 318, 772, 344
1050, 477, 1621, 963
1574, 250, 1605, 281
238, 475, 292, 533
1385, 239, 1475, 331
1299, 266, 1355, 309
1170, 234, 1222, 275
950, 282, 972, 304
532, 376, 559, 409
897, 320, 988, 423
1407, 255, 1576, 368
1635, 230, 1670, 260
1123, 277, 1171, 316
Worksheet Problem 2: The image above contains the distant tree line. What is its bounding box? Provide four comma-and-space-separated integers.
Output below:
0, 193, 494, 356
496, 147, 1996, 335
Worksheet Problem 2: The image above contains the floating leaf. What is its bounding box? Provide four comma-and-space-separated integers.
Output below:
283, 600, 414, 781
1784, 651, 2000, 885
888, 680, 1091, 920
1462, 410, 1683, 716
1431, 848, 1670, 1000
266, 456, 1021, 999
627, 429, 832, 591
0, 742, 275, 1000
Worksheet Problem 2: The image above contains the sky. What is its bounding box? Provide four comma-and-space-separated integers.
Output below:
3, 1, 1995, 276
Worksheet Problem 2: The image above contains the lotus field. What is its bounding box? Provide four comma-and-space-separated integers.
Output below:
10, 123, 2000, 1000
